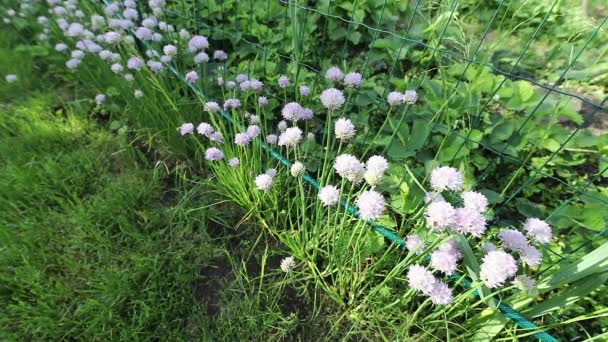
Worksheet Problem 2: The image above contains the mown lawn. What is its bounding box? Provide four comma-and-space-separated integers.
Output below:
0, 89, 218, 340
0, 43, 332, 340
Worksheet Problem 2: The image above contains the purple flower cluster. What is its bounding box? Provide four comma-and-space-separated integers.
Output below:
223, 98, 241, 111
407, 265, 453, 305
320, 88, 345, 110
497, 218, 552, 269
424, 166, 488, 237
430, 241, 462, 275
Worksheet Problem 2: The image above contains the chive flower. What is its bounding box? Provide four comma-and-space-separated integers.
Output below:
234, 132, 252, 146
228, 157, 240, 168
425, 201, 457, 232
278, 127, 303, 147
325, 66, 343, 82
343, 72, 362, 87
278, 75, 290, 88
290, 161, 306, 177
454, 207, 487, 237
406, 235, 424, 254
387, 91, 403, 106
194, 52, 209, 63
318, 185, 340, 207
204, 102, 220, 113
355, 190, 386, 220
177, 123, 194, 135
429, 281, 454, 305
127, 56, 144, 70
205, 147, 224, 161
498, 229, 528, 251
334, 154, 365, 183
258, 96, 268, 106
281, 102, 303, 121
320, 88, 345, 110
430, 166, 464, 192
213, 50, 228, 60
5, 74, 17, 83
197, 122, 214, 137
462, 191, 488, 213
364, 155, 389, 186
266, 134, 278, 145
163, 44, 177, 56
403, 90, 418, 104
407, 265, 436, 295
479, 250, 518, 288
299, 85, 310, 96
188, 35, 209, 52
95, 94, 106, 104
255, 173, 274, 192
334, 118, 356, 141
209, 132, 223, 143
523, 218, 552, 244
185, 71, 198, 84
280, 256, 296, 273
519, 245, 542, 267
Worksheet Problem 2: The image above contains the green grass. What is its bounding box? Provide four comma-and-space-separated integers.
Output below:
0, 50, 334, 340
0, 93, 218, 340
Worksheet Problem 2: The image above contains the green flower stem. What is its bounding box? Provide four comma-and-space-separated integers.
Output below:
363, 107, 393, 157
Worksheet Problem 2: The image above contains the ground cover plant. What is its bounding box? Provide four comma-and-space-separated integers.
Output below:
1, 0, 608, 340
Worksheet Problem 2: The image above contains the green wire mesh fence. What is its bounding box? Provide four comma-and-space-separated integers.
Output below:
158, 0, 608, 339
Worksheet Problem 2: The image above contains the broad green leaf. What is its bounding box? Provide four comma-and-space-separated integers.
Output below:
407, 120, 432, 152
399, 180, 409, 196
387, 141, 415, 161
557, 107, 584, 125
541, 138, 561, 152
377, 215, 397, 229
422, 80, 443, 100
337, 2, 355, 11
577, 206, 606, 231
573, 131, 598, 148
489, 121, 514, 142
109, 120, 123, 131
389, 117, 410, 141
348, 31, 362, 44
353, 9, 366, 23
447, 63, 467, 77
471, 153, 489, 169
516, 81, 535, 102
538, 242, 608, 292
437, 135, 469, 162
479, 189, 501, 204
566, 62, 608, 81
355, 90, 377, 106
515, 198, 545, 218
328, 26, 347, 40
497, 82, 514, 98
525, 272, 608, 317
469, 129, 484, 146
469, 310, 510, 342
371, 38, 398, 50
